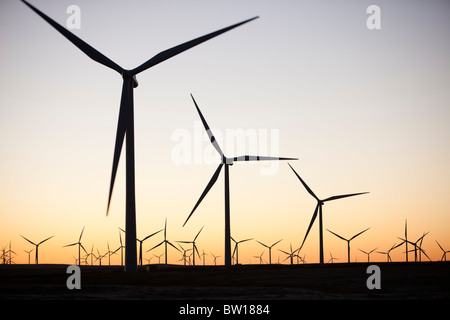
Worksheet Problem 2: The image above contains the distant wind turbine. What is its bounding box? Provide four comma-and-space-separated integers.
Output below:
24, 249, 34, 264
253, 250, 265, 264
328, 251, 338, 264
128, 228, 163, 266
326, 228, 370, 263
358, 247, 378, 263
231, 237, 253, 265
183, 94, 297, 266
177, 227, 204, 266
398, 232, 430, 262
256, 239, 282, 264
115, 229, 125, 266
63, 227, 87, 266
436, 241, 449, 262
279, 243, 299, 265
21, 235, 54, 264
377, 243, 400, 262
148, 219, 180, 264
21, 0, 258, 273
288, 163, 368, 264
211, 253, 221, 266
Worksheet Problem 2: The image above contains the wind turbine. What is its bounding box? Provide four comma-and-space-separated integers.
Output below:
253, 250, 265, 264
377, 243, 400, 262
148, 219, 180, 264
328, 251, 338, 264
436, 241, 449, 262
398, 232, 430, 262
21, 0, 258, 273
21, 235, 54, 264
279, 243, 299, 265
63, 227, 87, 266
287, 163, 368, 264
115, 229, 125, 266
358, 247, 378, 263
211, 253, 221, 266
255, 239, 282, 264
183, 95, 297, 266
231, 237, 253, 265
326, 228, 370, 263
135, 229, 163, 266
177, 227, 204, 266
24, 249, 34, 264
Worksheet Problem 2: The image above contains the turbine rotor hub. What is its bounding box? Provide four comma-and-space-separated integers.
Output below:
121, 70, 139, 88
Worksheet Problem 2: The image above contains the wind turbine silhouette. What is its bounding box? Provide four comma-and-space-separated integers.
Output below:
120, 228, 163, 266
328, 251, 338, 263
21, 0, 258, 272
183, 94, 297, 266
231, 237, 253, 265
436, 241, 449, 262
63, 227, 87, 266
358, 247, 378, 263
279, 243, 299, 265
177, 227, 204, 266
253, 250, 265, 264
398, 232, 430, 262
287, 163, 368, 264
20, 235, 54, 264
24, 249, 34, 264
211, 253, 221, 266
148, 219, 180, 264
255, 239, 282, 264
326, 228, 370, 263
377, 243, 400, 262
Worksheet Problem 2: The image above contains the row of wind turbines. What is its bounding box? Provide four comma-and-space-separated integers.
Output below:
17, 1, 448, 272
4, 218, 449, 266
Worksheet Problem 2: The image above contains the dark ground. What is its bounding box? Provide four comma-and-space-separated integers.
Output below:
1, 261, 449, 300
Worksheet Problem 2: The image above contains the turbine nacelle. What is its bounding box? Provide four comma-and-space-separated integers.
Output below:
121, 71, 139, 88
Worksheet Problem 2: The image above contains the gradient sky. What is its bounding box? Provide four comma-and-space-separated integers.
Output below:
1, 0, 449, 265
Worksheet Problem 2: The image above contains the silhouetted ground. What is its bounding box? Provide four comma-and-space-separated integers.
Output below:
0, 262, 449, 300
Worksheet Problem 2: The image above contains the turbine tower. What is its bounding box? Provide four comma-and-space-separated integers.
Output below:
183, 95, 297, 266
288, 163, 368, 264
21, 0, 258, 272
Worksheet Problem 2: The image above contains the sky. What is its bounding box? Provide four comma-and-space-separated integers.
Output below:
1, 0, 449, 266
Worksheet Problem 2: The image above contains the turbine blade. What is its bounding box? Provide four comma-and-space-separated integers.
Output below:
106, 80, 130, 215
21, 236, 36, 246
271, 239, 283, 247
233, 155, 298, 162
148, 241, 164, 252
288, 163, 319, 201
38, 236, 54, 245
323, 192, 369, 202
300, 204, 319, 249
131, 16, 259, 75
436, 240, 445, 252
239, 238, 253, 243
183, 164, 223, 226
21, 0, 123, 74
167, 241, 181, 252
194, 226, 204, 241
63, 243, 78, 247
190, 94, 224, 157
327, 229, 347, 242
256, 240, 269, 248
349, 228, 370, 241
78, 226, 85, 242
80, 244, 88, 254
142, 229, 164, 242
